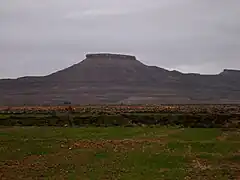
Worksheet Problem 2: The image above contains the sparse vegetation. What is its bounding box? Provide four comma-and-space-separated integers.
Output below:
0, 127, 239, 179
0, 105, 239, 179
0, 105, 240, 128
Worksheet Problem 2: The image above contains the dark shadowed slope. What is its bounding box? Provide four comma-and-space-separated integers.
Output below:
1, 53, 240, 105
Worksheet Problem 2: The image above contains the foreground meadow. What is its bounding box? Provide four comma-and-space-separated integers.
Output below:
0, 127, 239, 179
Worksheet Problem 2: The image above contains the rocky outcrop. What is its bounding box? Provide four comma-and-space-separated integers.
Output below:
220, 69, 240, 77
85, 53, 136, 60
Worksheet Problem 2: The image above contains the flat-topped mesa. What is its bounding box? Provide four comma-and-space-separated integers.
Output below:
220, 69, 240, 76
86, 53, 136, 60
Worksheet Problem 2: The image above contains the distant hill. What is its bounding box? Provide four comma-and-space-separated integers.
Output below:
1, 53, 240, 105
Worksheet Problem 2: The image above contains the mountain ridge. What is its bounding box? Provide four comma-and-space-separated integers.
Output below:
1, 53, 239, 80
0, 53, 240, 105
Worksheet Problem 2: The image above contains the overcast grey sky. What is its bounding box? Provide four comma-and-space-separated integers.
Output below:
0, 0, 239, 78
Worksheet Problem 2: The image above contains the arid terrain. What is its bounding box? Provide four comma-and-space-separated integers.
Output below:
0, 104, 240, 128
1, 1, 240, 179
1, 53, 240, 105
1, 54, 240, 179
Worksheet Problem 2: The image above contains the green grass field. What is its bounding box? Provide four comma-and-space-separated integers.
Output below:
0, 127, 239, 179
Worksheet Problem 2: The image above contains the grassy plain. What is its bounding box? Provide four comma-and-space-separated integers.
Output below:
0, 127, 239, 180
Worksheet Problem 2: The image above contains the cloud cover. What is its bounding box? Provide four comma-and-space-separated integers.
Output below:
0, 0, 240, 78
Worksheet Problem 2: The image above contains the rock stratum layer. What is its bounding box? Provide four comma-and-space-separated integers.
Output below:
1, 53, 240, 105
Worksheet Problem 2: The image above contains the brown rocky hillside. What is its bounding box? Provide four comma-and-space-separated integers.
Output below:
0, 53, 240, 105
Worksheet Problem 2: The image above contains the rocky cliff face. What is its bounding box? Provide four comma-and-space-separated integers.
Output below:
220, 69, 240, 77
0, 53, 240, 105
85, 53, 136, 60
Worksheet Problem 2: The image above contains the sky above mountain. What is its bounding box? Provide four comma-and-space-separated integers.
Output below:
0, 0, 240, 78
